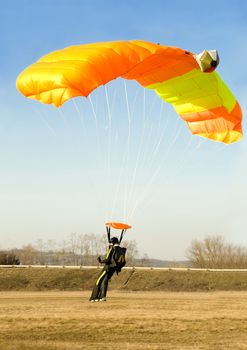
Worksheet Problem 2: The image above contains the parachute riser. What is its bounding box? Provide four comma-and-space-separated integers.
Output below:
106, 226, 126, 244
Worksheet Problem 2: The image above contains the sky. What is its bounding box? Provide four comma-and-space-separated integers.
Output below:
1, 0, 247, 260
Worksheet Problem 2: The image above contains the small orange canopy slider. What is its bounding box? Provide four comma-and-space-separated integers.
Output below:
105, 222, 132, 230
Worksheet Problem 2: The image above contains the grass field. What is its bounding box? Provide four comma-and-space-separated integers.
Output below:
0, 291, 247, 350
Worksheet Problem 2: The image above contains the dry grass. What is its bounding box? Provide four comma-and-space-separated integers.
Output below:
0, 291, 247, 350
1, 268, 247, 292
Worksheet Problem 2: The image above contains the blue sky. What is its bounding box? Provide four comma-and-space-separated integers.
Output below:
1, 0, 247, 259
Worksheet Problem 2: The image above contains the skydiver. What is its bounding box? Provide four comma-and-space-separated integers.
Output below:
89, 236, 122, 302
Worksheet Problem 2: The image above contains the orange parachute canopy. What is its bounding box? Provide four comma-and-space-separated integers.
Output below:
16, 40, 242, 144
106, 222, 132, 230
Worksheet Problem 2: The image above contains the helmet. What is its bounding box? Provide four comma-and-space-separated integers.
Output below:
110, 237, 119, 245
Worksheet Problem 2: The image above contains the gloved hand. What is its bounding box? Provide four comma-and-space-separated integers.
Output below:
97, 256, 102, 263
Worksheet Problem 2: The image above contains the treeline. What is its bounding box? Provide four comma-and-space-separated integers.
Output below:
188, 235, 247, 269
1, 234, 247, 269
0, 233, 139, 266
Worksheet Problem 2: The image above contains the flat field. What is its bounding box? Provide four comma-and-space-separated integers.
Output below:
0, 291, 247, 350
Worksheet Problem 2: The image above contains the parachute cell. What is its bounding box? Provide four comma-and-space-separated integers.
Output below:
16, 40, 242, 143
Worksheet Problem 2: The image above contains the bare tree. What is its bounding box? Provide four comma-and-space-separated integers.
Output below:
69, 232, 79, 265
77, 234, 86, 266
58, 240, 69, 266
187, 235, 247, 268
140, 253, 150, 267
35, 239, 46, 265
18, 244, 39, 265
122, 240, 138, 266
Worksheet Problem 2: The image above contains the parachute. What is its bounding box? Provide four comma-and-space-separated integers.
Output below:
106, 222, 131, 244
105, 222, 132, 230
16, 40, 242, 144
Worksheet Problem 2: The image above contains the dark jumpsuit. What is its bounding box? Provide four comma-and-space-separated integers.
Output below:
90, 245, 116, 301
